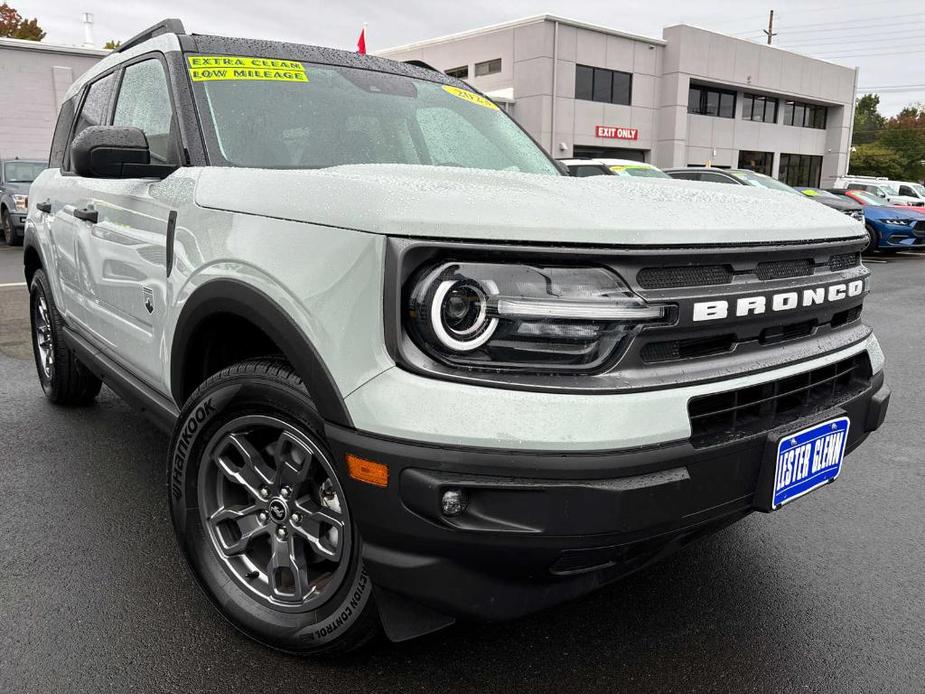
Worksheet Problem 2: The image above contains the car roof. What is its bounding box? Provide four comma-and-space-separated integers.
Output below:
664, 167, 734, 174
67, 20, 467, 102
596, 158, 656, 167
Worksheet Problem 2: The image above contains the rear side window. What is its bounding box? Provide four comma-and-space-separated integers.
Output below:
48, 97, 77, 169
67, 72, 117, 170
113, 59, 179, 165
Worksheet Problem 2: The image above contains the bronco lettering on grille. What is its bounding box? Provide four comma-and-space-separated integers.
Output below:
692, 279, 865, 322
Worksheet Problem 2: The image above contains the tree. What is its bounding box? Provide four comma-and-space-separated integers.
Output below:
0, 3, 45, 40
879, 108, 925, 181
852, 94, 885, 146
104, 39, 121, 50
849, 143, 905, 179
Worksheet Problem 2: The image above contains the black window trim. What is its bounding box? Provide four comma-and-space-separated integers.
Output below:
474, 58, 502, 77
575, 63, 633, 106
742, 92, 779, 123
782, 99, 827, 130
445, 65, 469, 79
688, 82, 737, 119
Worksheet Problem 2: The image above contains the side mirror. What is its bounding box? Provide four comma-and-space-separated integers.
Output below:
71, 126, 175, 179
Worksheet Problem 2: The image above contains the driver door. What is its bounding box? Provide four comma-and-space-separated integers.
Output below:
74, 55, 182, 387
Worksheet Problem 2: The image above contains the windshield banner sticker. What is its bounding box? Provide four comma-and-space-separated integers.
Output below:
187, 56, 308, 83
442, 85, 499, 110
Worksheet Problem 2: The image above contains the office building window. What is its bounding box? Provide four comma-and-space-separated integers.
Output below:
688, 84, 736, 118
445, 65, 468, 79
742, 93, 778, 123
738, 150, 774, 176
474, 58, 501, 76
782, 100, 827, 129
779, 153, 823, 187
575, 65, 632, 106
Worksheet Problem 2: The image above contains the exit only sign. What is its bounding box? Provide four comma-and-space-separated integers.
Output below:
595, 125, 638, 140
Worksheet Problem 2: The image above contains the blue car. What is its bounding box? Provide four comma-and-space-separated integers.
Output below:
829, 189, 925, 252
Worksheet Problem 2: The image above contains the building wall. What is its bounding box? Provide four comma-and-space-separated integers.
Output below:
0, 39, 106, 160
381, 17, 858, 185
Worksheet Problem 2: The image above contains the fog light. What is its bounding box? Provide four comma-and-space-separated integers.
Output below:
441, 489, 467, 517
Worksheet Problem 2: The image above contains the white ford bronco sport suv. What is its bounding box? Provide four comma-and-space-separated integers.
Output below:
24, 20, 890, 655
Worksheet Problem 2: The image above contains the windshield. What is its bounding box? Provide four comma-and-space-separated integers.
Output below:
909, 183, 925, 197
730, 170, 800, 194
189, 57, 558, 175
3, 161, 45, 183
849, 191, 886, 206
609, 165, 671, 179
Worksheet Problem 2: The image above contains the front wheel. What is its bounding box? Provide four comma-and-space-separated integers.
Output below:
167, 358, 378, 655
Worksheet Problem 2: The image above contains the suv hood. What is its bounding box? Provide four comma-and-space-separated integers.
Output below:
195, 165, 863, 246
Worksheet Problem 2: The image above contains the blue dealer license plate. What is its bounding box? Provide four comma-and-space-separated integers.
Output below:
772, 417, 850, 509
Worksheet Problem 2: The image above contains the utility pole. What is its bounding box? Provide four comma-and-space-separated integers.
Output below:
763, 9, 777, 45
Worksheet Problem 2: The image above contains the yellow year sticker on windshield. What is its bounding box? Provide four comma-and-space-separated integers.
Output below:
187, 56, 308, 83
442, 85, 498, 110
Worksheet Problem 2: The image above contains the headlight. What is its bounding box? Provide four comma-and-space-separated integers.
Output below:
12, 194, 27, 211
884, 219, 911, 226
405, 262, 668, 372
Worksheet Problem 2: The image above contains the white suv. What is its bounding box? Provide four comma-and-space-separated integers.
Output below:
23, 20, 890, 655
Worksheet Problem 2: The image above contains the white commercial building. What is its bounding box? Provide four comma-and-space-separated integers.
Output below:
0, 37, 107, 160
381, 16, 859, 187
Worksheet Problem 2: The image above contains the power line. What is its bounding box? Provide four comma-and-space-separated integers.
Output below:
810, 41, 925, 58
733, 14, 925, 37
776, 29, 925, 48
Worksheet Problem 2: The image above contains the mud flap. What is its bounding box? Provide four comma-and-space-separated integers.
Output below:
374, 585, 456, 643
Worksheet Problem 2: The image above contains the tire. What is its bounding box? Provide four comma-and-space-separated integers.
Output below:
865, 224, 879, 254
168, 358, 379, 656
1, 209, 10, 245
29, 269, 102, 405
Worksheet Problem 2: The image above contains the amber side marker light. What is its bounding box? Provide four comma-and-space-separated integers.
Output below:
346, 454, 389, 488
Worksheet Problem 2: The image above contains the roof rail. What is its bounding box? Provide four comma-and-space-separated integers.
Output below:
403, 59, 441, 73
115, 18, 186, 53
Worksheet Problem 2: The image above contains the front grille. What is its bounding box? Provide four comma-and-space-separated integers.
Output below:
829, 252, 860, 271
637, 265, 733, 289
832, 305, 862, 327
759, 319, 816, 345
687, 352, 872, 448
755, 258, 814, 280
641, 334, 735, 363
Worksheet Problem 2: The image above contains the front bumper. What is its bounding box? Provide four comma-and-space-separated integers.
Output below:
325, 370, 889, 623
872, 220, 925, 248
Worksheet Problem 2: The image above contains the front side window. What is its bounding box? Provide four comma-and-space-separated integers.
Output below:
113, 59, 179, 165
191, 60, 558, 175
68, 72, 117, 169
688, 84, 736, 118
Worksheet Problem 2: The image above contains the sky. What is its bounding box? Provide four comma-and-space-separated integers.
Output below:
14, 0, 925, 116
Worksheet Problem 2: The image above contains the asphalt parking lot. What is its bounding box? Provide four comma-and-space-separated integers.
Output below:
0, 246, 923, 693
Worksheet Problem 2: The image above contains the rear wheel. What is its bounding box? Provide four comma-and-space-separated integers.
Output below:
168, 358, 378, 655
29, 269, 102, 404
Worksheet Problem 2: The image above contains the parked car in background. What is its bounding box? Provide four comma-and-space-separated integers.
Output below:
794, 187, 865, 222
1, 158, 46, 246
832, 176, 924, 207
559, 159, 614, 177
828, 189, 925, 252
666, 167, 803, 195
597, 158, 672, 179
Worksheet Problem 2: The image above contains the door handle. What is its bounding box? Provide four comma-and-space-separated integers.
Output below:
36, 200, 52, 214
72, 206, 98, 223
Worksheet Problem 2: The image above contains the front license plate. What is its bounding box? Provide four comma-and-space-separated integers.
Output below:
772, 416, 850, 509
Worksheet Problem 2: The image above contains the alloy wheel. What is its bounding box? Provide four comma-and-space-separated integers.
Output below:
198, 415, 351, 612
33, 293, 54, 380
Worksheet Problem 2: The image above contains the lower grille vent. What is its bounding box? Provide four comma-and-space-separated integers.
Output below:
687, 353, 872, 448
756, 259, 814, 280
637, 265, 733, 289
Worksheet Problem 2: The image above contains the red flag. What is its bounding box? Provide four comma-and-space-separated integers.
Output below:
357, 26, 366, 55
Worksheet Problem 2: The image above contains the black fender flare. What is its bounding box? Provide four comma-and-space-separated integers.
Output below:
170, 279, 353, 427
